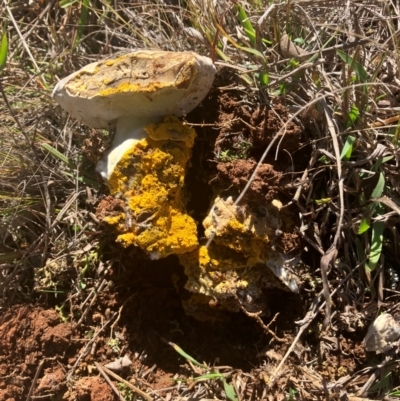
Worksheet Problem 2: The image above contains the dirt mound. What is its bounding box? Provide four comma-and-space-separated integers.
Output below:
0, 305, 73, 400
216, 159, 282, 203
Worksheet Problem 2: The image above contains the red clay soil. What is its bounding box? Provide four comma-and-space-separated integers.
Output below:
0, 306, 73, 400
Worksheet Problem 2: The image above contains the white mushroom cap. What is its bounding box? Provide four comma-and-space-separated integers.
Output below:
52, 50, 216, 130
52, 50, 216, 179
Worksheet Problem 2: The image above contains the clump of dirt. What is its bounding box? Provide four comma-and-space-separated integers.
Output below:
96, 195, 125, 222
186, 67, 307, 215
69, 376, 115, 401
0, 305, 74, 400
214, 94, 302, 154
216, 159, 282, 204
82, 128, 113, 166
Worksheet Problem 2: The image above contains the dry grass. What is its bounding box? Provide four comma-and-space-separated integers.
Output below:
1, 0, 400, 400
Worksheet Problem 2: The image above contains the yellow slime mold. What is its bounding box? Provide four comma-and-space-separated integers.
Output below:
179, 196, 295, 317
104, 116, 198, 259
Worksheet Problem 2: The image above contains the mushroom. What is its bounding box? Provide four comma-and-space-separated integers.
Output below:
53, 51, 216, 259
52, 50, 216, 180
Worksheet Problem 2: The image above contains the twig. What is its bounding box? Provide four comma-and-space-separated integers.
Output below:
269, 292, 324, 385
96, 362, 125, 401
320, 99, 345, 329
96, 363, 154, 401
233, 292, 285, 343
75, 266, 110, 328
269, 264, 359, 384
25, 360, 44, 401
67, 311, 117, 382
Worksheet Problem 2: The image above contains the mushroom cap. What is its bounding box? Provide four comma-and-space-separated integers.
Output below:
52, 50, 216, 129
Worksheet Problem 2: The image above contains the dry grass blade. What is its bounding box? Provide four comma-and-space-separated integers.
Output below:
319, 99, 345, 329
95, 363, 154, 401
25, 360, 44, 401
67, 311, 117, 382
95, 362, 127, 401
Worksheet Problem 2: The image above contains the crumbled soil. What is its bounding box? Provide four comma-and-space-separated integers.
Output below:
0, 68, 372, 400
216, 160, 282, 204
0, 306, 73, 400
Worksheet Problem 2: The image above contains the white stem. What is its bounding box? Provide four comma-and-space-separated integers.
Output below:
96, 116, 151, 179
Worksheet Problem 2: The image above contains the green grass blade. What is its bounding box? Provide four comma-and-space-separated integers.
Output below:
75, 0, 90, 47
62, 171, 99, 187
191, 373, 224, 380
336, 49, 367, 83
234, 5, 256, 48
221, 377, 239, 401
258, 71, 269, 86
0, 30, 8, 74
239, 45, 264, 60
168, 341, 207, 368
346, 104, 359, 128
340, 135, 356, 160
358, 218, 370, 235
371, 172, 385, 198
367, 220, 384, 271
216, 23, 265, 62
41, 143, 72, 166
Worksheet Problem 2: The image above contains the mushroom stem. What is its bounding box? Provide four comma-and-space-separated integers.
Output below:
96, 116, 152, 179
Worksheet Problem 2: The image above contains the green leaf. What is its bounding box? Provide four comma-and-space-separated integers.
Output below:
366, 220, 384, 271
293, 37, 305, 45
315, 197, 331, 205
168, 341, 207, 368
41, 143, 72, 166
238, 45, 265, 60
382, 155, 393, 163
340, 135, 356, 160
258, 71, 269, 86
234, 5, 256, 48
191, 373, 224, 380
358, 218, 370, 234
371, 172, 385, 198
346, 104, 359, 128
0, 30, 8, 74
336, 49, 367, 83
222, 377, 239, 401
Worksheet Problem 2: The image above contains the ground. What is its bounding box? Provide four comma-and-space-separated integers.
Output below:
0, 70, 383, 401
1, 1, 400, 400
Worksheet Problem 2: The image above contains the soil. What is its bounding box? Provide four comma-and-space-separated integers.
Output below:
0, 68, 372, 400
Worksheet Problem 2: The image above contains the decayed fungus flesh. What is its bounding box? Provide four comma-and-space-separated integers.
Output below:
179, 196, 299, 318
